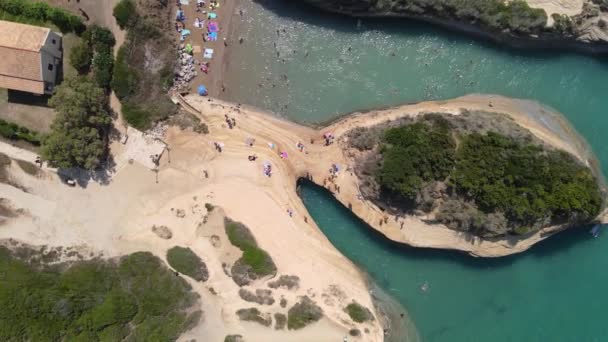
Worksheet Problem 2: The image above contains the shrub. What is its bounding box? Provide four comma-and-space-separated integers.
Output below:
274, 313, 287, 330
268, 275, 300, 290
225, 219, 277, 279
166, 246, 209, 282
345, 301, 373, 323
205, 203, 214, 212
224, 335, 244, 342
69, 42, 93, 74
113, 0, 137, 29
111, 46, 138, 100
0, 119, 42, 145
92, 44, 114, 89
287, 296, 323, 330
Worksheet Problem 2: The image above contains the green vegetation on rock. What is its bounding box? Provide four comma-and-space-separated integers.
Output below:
0, 0, 85, 33
166, 246, 209, 282
352, 113, 603, 237
345, 301, 373, 323
287, 296, 323, 330
225, 218, 277, 285
41, 76, 111, 170
0, 247, 200, 342
304, 0, 548, 36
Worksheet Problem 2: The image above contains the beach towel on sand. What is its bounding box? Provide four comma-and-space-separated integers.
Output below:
203, 48, 214, 59
180, 0, 189, 4
207, 32, 218, 41
208, 21, 219, 33
208, 12, 217, 19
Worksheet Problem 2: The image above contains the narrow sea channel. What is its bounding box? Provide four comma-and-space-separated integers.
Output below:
225, 1, 608, 340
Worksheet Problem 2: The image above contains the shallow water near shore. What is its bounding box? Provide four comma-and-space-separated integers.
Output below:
225, 0, 608, 341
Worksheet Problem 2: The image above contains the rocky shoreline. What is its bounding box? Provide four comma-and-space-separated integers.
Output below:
301, 0, 608, 54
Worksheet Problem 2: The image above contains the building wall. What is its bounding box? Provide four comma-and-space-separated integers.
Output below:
40, 31, 62, 94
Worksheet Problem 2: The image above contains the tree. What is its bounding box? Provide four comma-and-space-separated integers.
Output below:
113, 0, 137, 29
41, 77, 111, 170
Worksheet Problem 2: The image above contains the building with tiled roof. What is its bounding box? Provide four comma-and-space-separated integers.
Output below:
0, 20, 63, 95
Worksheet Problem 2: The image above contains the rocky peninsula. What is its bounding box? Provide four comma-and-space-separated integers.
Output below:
178, 93, 605, 257
301, 0, 608, 52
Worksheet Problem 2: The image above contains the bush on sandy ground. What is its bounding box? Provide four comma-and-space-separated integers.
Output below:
268, 274, 300, 290
345, 301, 373, 323
167, 246, 209, 282
0, 247, 200, 341
224, 334, 244, 342
225, 218, 277, 286
238, 288, 275, 305
236, 308, 272, 327
287, 296, 323, 330
274, 313, 287, 330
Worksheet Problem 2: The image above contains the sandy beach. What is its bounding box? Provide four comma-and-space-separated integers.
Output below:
175, 0, 240, 96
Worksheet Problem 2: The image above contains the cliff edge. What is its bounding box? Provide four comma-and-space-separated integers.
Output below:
301, 0, 608, 52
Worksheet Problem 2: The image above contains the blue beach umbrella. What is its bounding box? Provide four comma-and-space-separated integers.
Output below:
198, 85, 208, 96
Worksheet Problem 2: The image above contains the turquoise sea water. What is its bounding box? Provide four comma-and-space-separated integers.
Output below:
224, 1, 608, 341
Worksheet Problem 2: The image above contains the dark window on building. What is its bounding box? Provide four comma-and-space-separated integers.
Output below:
48, 64, 53, 71
52, 39, 56, 44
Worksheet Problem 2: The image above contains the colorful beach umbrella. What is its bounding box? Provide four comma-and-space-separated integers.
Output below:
197, 85, 208, 96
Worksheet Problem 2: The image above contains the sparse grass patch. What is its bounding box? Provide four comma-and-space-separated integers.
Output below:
345, 301, 373, 323
15, 159, 39, 177
287, 296, 323, 330
166, 246, 208, 282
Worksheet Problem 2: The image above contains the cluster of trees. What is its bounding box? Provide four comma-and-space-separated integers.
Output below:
111, 0, 177, 130
375, 119, 602, 236
452, 132, 602, 230
70, 25, 116, 89
0, 0, 84, 33
0, 247, 200, 341
378, 121, 455, 200
41, 76, 111, 170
